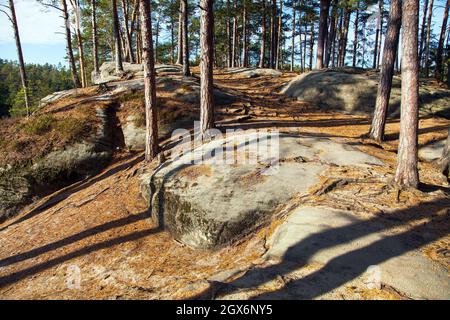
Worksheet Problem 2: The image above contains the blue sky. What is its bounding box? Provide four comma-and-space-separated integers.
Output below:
0, 0, 68, 66
0, 0, 448, 67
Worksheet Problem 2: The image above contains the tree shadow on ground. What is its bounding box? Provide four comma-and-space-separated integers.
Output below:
0, 210, 160, 289
190, 197, 450, 300
0, 211, 151, 269
383, 125, 450, 142
0, 153, 144, 232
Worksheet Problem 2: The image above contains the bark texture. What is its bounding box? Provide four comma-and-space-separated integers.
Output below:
91, 0, 99, 74
394, 0, 419, 188
62, 0, 81, 88
260, 0, 267, 68
369, 0, 402, 142
181, 0, 190, 75
316, 0, 330, 69
112, 0, 124, 72
435, 0, 449, 80
8, 0, 30, 116
199, 0, 215, 136
139, 0, 159, 161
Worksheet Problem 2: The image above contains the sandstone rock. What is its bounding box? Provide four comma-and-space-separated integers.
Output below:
281, 69, 450, 118
226, 67, 282, 78
419, 140, 446, 162
122, 114, 196, 150
92, 62, 182, 85
140, 132, 383, 249
264, 206, 450, 300
40, 88, 79, 106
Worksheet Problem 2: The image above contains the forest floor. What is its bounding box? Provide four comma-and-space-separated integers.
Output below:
0, 68, 449, 299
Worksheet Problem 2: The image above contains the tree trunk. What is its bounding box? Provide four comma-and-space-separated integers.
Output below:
423, 0, 434, 77
325, 1, 337, 67
199, 0, 215, 136
394, 0, 419, 188
373, 0, 381, 69
232, 0, 238, 68
361, 20, 366, 67
304, 13, 308, 69
270, 0, 277, 68
447, 41, 450, 87
276, 0, 283, 70
298, 8, 304, 72
121, 0, 135, 63
316, 0, 330, 69
369, 0, 402, 142
112, 0, 124, 72
290, 0, 296, 71
62, 0, 81, 88
8, 0, 30, 116
352, 1, 360, 67
139, 0, 159, 161
72, 0, 87, 86
260, 0, 267, 68
419, 0, 429, 64
331, 13, 342, 68
177, 0, 183, 65
424, 0, 434, 76
242, 0, 248, 67
435, 0, 449, 80
227, 0, 232, 68
181, 0, 190, 75
129, 0, 139, 37
119, 25, 128, 60
309, 15, 314, 70
337, 8, 343, 66
155, 9, 161, 63
376, 0, 384, 68
170, 14, 175, 64
136, 15, 142, 63
91, 0, 99, 74
339, 8, 350, 67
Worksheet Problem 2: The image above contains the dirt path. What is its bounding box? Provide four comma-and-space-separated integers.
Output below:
0, 71, 449, 299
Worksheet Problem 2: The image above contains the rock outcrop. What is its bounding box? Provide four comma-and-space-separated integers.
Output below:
419, 140, 446, 162
226, 67, 282, 78
140, 132, 383, 249
0, 107, 113, 222
281, 68, 450, 118
92, 62, 182, 84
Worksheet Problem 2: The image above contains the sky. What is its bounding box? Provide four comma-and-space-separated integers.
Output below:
0, 0, 448, 67
0, 0, 68, 66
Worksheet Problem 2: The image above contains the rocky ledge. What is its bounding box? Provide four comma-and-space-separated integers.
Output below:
140, 132, 383, 249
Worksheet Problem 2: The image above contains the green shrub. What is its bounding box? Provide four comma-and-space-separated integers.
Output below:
56, 118, 90, 141
22, 114, 56, 135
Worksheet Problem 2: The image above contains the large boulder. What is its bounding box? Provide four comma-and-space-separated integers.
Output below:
92, 62, 143, 84
118, 76, 236, 150
140, 132, 383, 249
92, 62, 182, 84
225, 67, 282, 78
419, 140, 446, 162
40, 88, 79, 106
281, 69, 450, 118
122, 114, 196, 150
